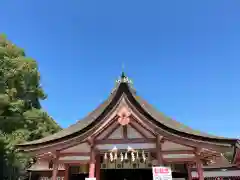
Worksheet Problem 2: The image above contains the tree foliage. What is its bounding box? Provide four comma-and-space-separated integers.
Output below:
0, 34, 61, 179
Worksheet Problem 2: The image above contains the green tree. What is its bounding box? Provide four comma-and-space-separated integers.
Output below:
0, 34, 61, 179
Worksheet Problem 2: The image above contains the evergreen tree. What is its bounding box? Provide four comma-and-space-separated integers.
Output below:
0, 34, 61, 179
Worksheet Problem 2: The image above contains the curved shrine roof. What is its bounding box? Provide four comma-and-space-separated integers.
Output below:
18, 74, 239, 149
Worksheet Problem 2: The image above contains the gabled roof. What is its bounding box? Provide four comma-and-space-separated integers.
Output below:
18, 73, 239, 149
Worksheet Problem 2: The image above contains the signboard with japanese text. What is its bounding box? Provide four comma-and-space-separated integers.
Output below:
152, 166, 172, 180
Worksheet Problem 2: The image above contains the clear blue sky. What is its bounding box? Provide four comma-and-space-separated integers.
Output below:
1, 0, 240, 138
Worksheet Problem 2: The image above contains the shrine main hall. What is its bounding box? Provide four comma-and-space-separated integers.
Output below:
18, 73, 240, 180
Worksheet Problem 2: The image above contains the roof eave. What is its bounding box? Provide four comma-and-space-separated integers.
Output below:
17, 80, 239, 151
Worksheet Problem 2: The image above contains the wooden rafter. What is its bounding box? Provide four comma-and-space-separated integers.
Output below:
130, 115, 156, 137
95, 138, 155, 144
59, 141, 88, 151
102, 122, 120, 140
128, 121, 149, 139
161, 150, 194, 154
59, 152, 90, 157
164, 158, 196, 163
93, 116, 118, 140
58, 160, 89, 164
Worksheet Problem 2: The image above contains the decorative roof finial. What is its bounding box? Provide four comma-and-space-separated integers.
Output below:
121, 63, 126, 79
121, 71, 126, 79
112, 70, 136, 94
112, 64, 135, 93
116, 71, 133, 84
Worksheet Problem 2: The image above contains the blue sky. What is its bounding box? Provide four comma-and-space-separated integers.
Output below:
1, 0, 240, 138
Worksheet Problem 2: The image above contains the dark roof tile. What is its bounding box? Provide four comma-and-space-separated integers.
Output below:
18, 80, 238, 148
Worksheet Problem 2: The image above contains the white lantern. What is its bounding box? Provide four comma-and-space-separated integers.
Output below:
104, 153, 107, 160
109, 152, 114, 162
120, 152, 124, 162
114, 152, 118, 160
142, 150, 146, 162
131, 152, 135, 162
124, 152, 128, 160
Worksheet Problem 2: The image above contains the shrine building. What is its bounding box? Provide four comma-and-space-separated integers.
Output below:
18, 73, 240, 180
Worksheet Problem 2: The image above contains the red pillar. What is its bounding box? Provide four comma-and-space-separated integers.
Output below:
196, 159, 204, 180
52, 152, 60, 180
89, 146, 96, 178
156, 135, 164, 165
64, 164, 69, 180
52, 160, 59, 180
187, 164, 192, 180
95, 154, 100, 180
